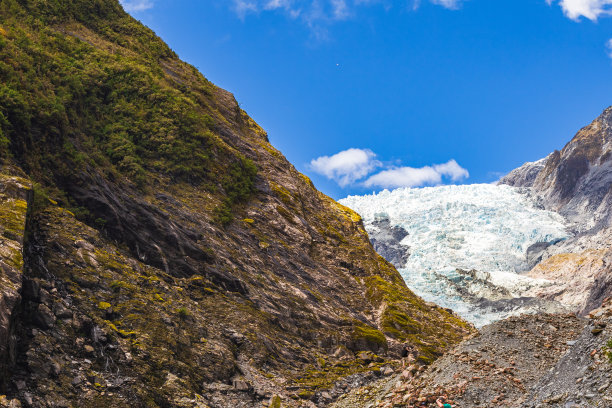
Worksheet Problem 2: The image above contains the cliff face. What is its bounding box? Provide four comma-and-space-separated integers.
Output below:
499, 107, 612, 316
0, 1, 473, 407
500, 107, 612, 233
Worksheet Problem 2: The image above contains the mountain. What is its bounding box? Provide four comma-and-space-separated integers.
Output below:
337, 107, 612, 408
500, 106, 612, 233
499, 106, 612, 315
0, 1, 474, 407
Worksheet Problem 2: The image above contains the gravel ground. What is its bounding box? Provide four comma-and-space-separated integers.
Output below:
333, 313, 588, 408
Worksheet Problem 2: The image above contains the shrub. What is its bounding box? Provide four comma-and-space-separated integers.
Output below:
176, 307, 189, 319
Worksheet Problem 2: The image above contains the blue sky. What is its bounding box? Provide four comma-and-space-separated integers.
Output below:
121, 0, 612, 199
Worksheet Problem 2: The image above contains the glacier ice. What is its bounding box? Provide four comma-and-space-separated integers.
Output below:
340, 184, 571, 327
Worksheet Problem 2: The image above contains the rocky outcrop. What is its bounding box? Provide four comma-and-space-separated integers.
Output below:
0, 172, 30, 393
367, 217, 410, 269
498, 156, 550, 188
523, 248, 612, 315
501, 106, 612, 235
499, 107, 612, 317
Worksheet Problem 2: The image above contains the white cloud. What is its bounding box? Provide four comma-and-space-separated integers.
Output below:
310, 148, 381, 187
120, 0, 154, 12
547, 0, 612, 21
229, 0, 461, 25
363, 159, 469, 189
310, 148, 469, 189
432, 159, 470, 181
430, 0, 462, 9
233, 0, 258, 19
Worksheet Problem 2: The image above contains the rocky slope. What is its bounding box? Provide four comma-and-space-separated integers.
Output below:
0, 1, 474, 407
522, 298, 612, 407
500, 106, 612, 232
500, 106, 612, 315
335, 107, 612, 408
335, 307, 612, 408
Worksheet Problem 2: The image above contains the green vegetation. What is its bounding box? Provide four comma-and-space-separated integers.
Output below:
214, 157, 257, 225
381, 304, 420, 339
98, 301, 111, 310
351, 320, 387, 351
0, 0, 256, 226
605, 338, 612, 363
176, 307, 189, 319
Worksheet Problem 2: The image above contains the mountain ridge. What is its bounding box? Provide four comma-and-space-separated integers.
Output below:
0, 1, 473, 407
499, 105, 612, 315
336, 106, 612, 408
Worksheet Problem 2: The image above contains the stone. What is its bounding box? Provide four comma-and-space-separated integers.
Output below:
381, 366, 394, 376
33, 304, 55, 329
48, 360, 61, 377
232, 379, 250, 391
52, 302, 72, 319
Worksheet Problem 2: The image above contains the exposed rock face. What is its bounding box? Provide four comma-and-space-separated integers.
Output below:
367, 217, 410, 269
523, 248, 612, 315
498, 155, 550, 188
499, 106, 612, 316
0, 172, 30, 392
533, 108, 612, 226
0, 1, 474, 407
501, 106, 612, 234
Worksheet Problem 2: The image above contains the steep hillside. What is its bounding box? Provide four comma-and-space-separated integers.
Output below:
500, 106, 612, 315
0, 1, 473, 407
500, 106, 612, 233
336, 106, 612, 408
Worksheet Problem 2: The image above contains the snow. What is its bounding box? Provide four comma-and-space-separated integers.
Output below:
340, 184, 570, 327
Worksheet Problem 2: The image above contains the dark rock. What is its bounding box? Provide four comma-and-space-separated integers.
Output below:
368, 216, 410, 269
52, 303, 72, 319
525, 241, 552, 269
33, 304, 55, 330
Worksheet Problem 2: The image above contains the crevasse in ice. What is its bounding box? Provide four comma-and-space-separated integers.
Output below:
339, 184, 570, 327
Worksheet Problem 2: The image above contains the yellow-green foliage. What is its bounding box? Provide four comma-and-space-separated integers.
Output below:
0, 196, 28, 241
299, 173, 314, 189
294, 359, 384, 391
110, 280, 133, 292
270, 182, 293, 206
0, 0, 257, 226
275, 205, 295, 223
381, 305, 420, 339
98, 301, 111, 310
351, 321, 387, 348
107, 321, 137, 338
268, 395, 282, 408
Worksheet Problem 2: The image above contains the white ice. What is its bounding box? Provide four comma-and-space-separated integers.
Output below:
340, 184, 570, 327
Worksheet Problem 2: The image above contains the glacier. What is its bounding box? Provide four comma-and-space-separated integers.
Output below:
340, 184, 571, 327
